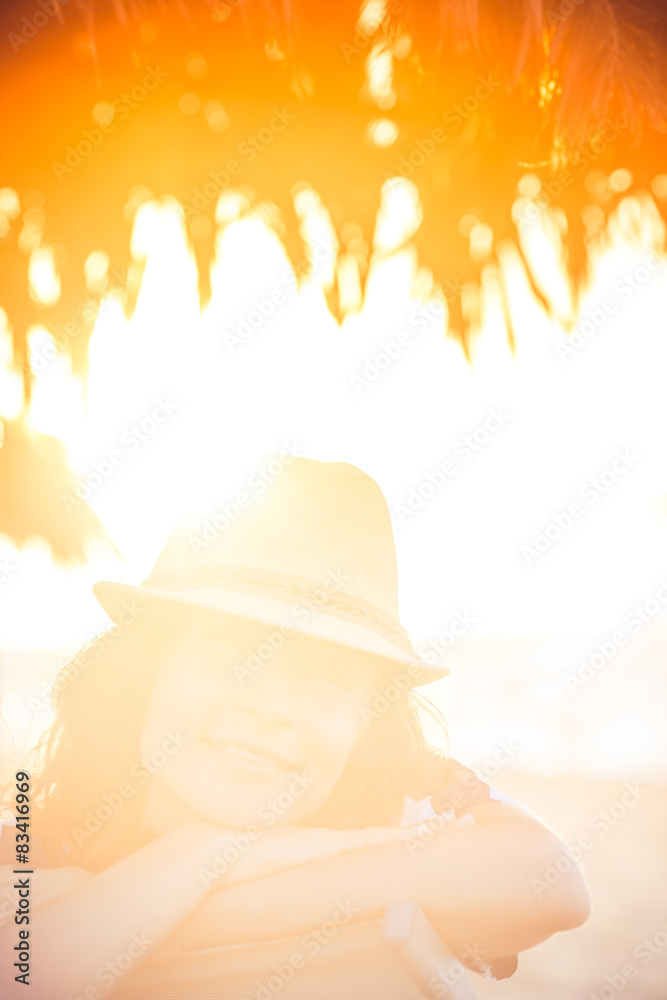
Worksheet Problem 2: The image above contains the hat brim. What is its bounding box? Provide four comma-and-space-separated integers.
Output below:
92, 581, 449, 685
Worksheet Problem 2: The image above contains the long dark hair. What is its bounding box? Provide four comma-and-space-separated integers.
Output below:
6, 607, 449, 872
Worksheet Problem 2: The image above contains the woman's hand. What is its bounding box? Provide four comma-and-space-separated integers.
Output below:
218, 822, 416, 886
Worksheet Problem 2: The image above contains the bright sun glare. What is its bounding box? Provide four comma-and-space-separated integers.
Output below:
1, 178, 666, 683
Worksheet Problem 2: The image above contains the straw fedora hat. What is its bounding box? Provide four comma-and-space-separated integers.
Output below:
93, 456, 449, 685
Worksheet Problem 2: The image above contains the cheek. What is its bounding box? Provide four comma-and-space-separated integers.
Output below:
285, 711, 364, 822
139, 660, 230, 760
305, 708, 364, 786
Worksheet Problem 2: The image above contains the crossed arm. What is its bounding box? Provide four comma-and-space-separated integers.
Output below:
0, 803, 590, 998
160, 802, 591, 965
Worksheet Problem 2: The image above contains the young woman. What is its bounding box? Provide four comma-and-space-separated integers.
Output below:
0, 457, 590, 998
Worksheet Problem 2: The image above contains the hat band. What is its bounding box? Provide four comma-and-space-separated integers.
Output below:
145, 564, 415, 657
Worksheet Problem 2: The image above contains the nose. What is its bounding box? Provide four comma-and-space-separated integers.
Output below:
235, 660, 298, 727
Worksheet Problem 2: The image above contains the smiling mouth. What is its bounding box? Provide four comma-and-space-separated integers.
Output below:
203, 739, 299, 775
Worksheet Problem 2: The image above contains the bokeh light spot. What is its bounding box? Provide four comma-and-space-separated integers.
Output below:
366, 118, 399, 147
609, 169, 633, 193
215, 191, 251, 224
179, 93, 202, 115
459, 213, 481, 238
469, 222, 493, 261
92, 102, 115, 127
517, 174, 541, 198
358, 0, 385, 34
186, 52, 209, 79
651, 174, 667, 200
203, 101, 230, 133
393, 34, 412, 59
0, 188, 20, 218
29, 247, 61, 306
84, 251, 110, 292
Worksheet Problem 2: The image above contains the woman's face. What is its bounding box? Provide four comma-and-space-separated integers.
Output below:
139, 614, 383, 832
